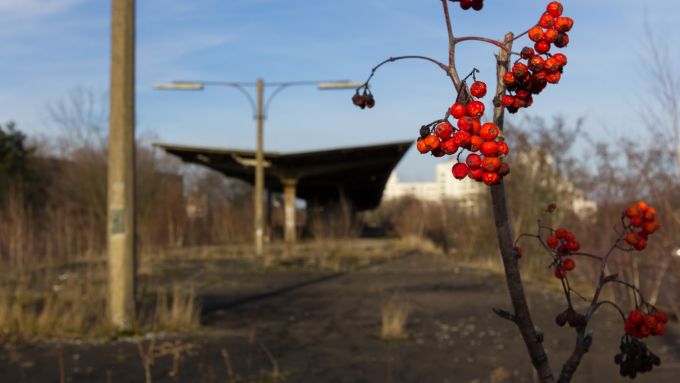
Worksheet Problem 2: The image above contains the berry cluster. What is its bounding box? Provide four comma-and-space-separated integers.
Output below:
555, 308, 586, 328
624, 309, 668, 339
416, 80, 510, 186
615, 337, 661, 379
501, 1, 572, 113
623, 200, 660, 251
448, 0, 484, 11
351, 88, 375, 109
545, 227, 580, 279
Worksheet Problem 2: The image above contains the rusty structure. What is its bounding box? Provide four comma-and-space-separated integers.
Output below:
155, 140, 412, 244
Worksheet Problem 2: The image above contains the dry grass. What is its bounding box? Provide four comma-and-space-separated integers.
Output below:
151, 284, 201, 332
0, 262, 202, 339
381, 295, 411, 340
0, 266, 110, 339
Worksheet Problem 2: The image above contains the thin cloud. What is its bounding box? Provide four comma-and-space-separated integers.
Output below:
0, 0, 83, 16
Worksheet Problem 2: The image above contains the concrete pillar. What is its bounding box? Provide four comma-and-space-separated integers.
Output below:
107, 0, 136, 330
282, 178, 298, 244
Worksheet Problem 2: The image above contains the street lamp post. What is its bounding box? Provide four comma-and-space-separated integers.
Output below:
153, 79, 361, 256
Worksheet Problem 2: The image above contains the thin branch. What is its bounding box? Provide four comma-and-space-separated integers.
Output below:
565, 252, 603, 261
511, 27, 532, 42
493, 308, 518, 323
454, 36, 510, 51
489, 31, 555, 383
360, 55, 449, 87
557, 330, 593, 383
441, 0, 462, 89
592, 300, 627, 322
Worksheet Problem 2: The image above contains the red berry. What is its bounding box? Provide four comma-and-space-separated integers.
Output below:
469, 135, 483, 152
480, 122, 500, 141
450, 102, 467, 119
552, 53, 568, 67
544, 29, 558, 43
471, 119, 482, 135
562, 258, 575, 271
529, 55, 545, 72
546, 1, 563, 17
520, 47, 535, 59
498, 162, 510, 176
642, 220, 659, 235
512, 62, 529, 78
457, 116, 474, 132
652, 322, 666, 336
480, 141, 499, 157
503, 72, 517, 87
554, 17, 573, 32
630, 215, 643, 227
470, 81, 487, 98
546, 71, 561, 84
629, 310, 644, 325
640, 325, 651, 338
471, 0, 483, 11
459, 0, 473, 10
554, 32, 569, 48
452, 130, 472, 147
431, 147, 445, 157
554, 267, 567, 279
441, 138, 459, 155
555, 228, 568, 239
482, 171, 500, 185
416, 138, 429, 154
539, 13, 555, 29
466, 101, 485, 118
535, 40, 551, 54
625, 232, 639, 246
644, 315, 658, 329
544, 57, 560, 73
423, 135, 440, 151
482, 156, 501, 172
633, 238, 647, 251
497, 141, 509, 155
501, 95, 515, 107
435, 122, 454, 140
636, 200, 650, 212
466, 153, 483, 169
452, 163, 469, 180
528, 26, 545, 42
566, 240, 580, 252
625, 206, 639, 218
468, 167, 484, 181
654, 311, 669, 324
547, 235, 559, 249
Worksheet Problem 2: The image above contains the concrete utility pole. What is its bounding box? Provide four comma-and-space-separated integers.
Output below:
254, 79, 265, 256
107, 0, 136, 330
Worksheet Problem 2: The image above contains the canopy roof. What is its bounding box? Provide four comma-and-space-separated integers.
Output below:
154, 141, 412, 210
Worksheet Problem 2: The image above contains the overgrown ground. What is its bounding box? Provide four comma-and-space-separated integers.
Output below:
1, 240, 679, 383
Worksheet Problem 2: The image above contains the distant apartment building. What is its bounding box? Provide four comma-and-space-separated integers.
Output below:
382, 158, 597, 218
383, 160, 484, 208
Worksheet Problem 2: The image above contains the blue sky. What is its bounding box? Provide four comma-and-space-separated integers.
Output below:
1, 0, 679, 181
